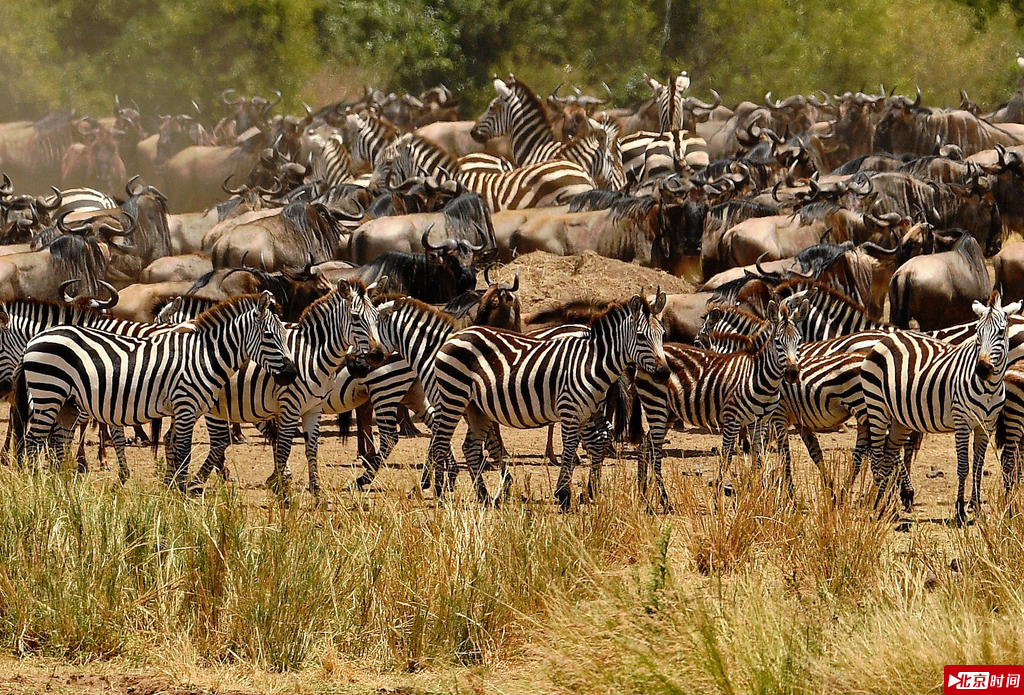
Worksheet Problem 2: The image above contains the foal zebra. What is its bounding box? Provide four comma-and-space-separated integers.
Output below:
375, 132, 595, 210
635, 299, 807, 508
308, 132, 355, 188
860, 295, 1021, 522
19, 292, 298, 491
427, 292, 669, 510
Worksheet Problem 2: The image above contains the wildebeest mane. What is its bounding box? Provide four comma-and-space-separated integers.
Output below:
46, 234, 108, 297
567, 189, 628, 213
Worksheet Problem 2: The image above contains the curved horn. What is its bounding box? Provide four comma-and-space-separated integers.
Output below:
0, 173, 12, 199
55, 210, 92, 235
772, 181, 783, 202
222, 88, 243, 106
125, 174, 143, 198
59, 279, 80, 303
509, 271, 520, 292
267, 90, 283, 111
765, 91, 781, 109
94, 280, 119, 310
222, 175, 247, 196
912, 86, 921, 109
549, 82, 569, 105
484, 265, 494, 285
755, 252, 772, 276
37, 186, 62, 212
420, 223, 440, 251
860, 240, 899, 257
819, 226, 834, 243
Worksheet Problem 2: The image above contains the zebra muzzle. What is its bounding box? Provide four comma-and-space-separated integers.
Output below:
274, 360, 299, 385
976, 357, 994, 379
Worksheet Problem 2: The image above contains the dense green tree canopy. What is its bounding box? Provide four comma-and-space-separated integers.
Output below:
0, 0, 1020, 122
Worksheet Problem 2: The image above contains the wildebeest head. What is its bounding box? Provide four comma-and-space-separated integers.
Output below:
547, 81, 611, 140
421, 225, 485, 294
223, 89, 282, 134
477, 266, 521, 331
113, 95, 145, 140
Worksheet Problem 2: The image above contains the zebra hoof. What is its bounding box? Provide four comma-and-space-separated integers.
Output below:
185, 482, 205, 498
954, 502, 968, 527
900, 489, 915, 513
350, 475, 372, 491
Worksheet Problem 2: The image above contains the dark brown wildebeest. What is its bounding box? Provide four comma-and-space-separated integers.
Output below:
889, 231, 992, 330
809, 90, 888, 173
873, 88, 1024, 158
161, 130, 268, 213
0, 111, 84, 196
60, 120, 127, 197
215, 89, 282, 144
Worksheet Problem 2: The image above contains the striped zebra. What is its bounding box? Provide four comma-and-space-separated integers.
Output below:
427, 292, 669, 510
645, 72, 690, 132
308, 132, 355, 188
44, 187, 117, 218
860, 295, 1021, 522
620, 130, 709, 188
634, 298, 807, 507
470, 76, 625, 189
154, 281, 381, 495
375, 132, 595, 211
18, 292, 298, 491
995, 366, 1024, 497
344, 112, 399, 173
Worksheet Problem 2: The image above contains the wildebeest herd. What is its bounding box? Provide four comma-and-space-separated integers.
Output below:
6, 63, 1024, 522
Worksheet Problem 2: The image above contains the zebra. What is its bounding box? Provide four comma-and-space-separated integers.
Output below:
307, 132, 355, 188
634, 298, 807, 508
344, 111, 399, 173
620, 130, 709, 188
469, 76, 625, 189
644, 71, 690, 133
995, 365, 1024, 498
154, 281, 382, 495
426, 292, 669, 510
860, 294, 1021, 522
375, 132, 595, 211
18, 292, 298, 491
44, 187, 117, 218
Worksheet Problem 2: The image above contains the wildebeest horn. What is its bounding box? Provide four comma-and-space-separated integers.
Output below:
420, 223, 440, 251
56, 211, 91, 235
222, 175, 247, 195
819, 227, 834, 243
509, 272, 520, 292
94, 280, 119, 310
0, 173, 12, 200
860, 240, 899, 257
191, 100, 202, 115
484, 265, 494, 285
847, 175, 873, 196
222, 89, 243, 106
267, 90, 283, 111
765, 92, 781, 109
755, 252, 772, 276
37, 186, 62, 212
302, 101, 314, 124
549, 82, 569, 105
60, 279, 81, 303
912, 86, 921, 109
125, 174, 143, 198
772, 181, 784, 202
652, 286, 667, 314
788, 264, 816, 279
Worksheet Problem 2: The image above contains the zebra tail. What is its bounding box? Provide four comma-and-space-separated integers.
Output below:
337, 411, 353, 443
150, 419, 162, 459
12, 366, 28, 459
893, 274, 912, 330
996, 410, 1008, 451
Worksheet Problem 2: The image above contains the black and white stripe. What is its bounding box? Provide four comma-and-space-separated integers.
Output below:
860, 296, 1021, 521
427, 294, 668, 510
20, 292, 298, 492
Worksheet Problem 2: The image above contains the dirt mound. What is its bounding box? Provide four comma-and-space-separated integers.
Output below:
485, 251, 695, 313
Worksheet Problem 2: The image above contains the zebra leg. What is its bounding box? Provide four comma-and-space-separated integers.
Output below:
954, 426, 971, 525
74, 421, 89, 473
427, 413, 461, 501
109, 427, 130, 484
353, 402, 380, 488
301, 411, 323, 496
169, 408, 198, 494
484, 422, 511, 506
581, 418, 608, 504
717, 420, 742, 494
462, 408, 493, 505
969, 426, 990, 517
554, 417, 582, 512
799, 429, 836, 502
195, 418, 231, 487
271, 415, 300, 497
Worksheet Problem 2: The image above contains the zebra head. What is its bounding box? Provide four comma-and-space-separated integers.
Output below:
470, 77, 519, 143
244, 291, 298, 385
971, 293, 1022, 379
628, 289, 670, 381
342, 278, 385, 375
770, 297, 808, 382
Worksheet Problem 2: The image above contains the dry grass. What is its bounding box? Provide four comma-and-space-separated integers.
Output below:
0, 454, 1023, 693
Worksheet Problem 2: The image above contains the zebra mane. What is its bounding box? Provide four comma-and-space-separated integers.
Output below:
191, 294, 276, 330
509, 76, 554, 129
386, 295, 461, 330
295, 279, 367, 324
775, 278, 873, 317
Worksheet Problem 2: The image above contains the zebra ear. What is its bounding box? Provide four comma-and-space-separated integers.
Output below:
1005, 301, 1023, 316
256, 290, 274, 317
972, 300, 987, 317
790, 299, 810, 324
0, 309, 8, 329
767, 300, 780, 322
628, 295, 645, 315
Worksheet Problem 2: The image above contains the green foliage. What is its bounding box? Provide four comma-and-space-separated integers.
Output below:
0, 0, 1020, 122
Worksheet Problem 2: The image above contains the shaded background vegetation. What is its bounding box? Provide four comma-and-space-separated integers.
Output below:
0, 0, 1021, 121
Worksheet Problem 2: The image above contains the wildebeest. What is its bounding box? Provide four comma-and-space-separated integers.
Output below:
161, 130, 269, 213
347, 228, 487, 303
60, 121, 127, 197
889, 231, 992, 330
